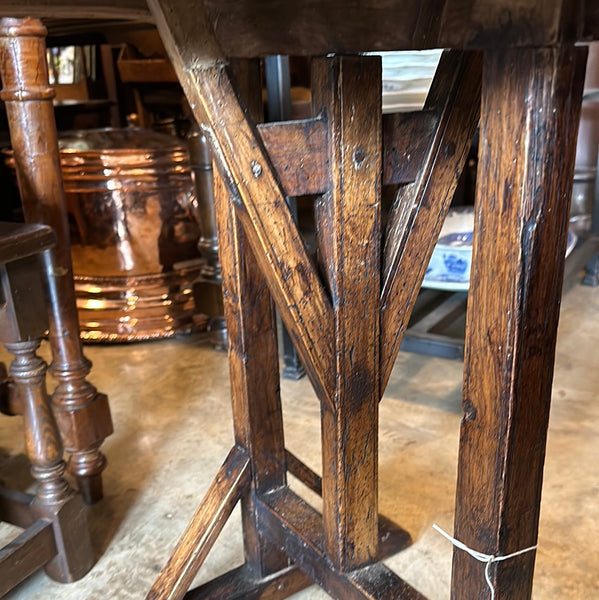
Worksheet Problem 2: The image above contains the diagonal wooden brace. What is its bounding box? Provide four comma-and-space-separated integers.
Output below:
149, 0, 335, 408
147, 446, 251, 600
379, 50, 482, 392
196, 65, 335, 407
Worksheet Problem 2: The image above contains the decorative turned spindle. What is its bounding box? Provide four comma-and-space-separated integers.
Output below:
0, 17, 113, 503
6, 339, 72, 505
0, 223, 94, 584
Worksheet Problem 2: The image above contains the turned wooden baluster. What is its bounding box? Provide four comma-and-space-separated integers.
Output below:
5, 338, 94, 582
0, 223, 94, 592
0, 17, 113, 504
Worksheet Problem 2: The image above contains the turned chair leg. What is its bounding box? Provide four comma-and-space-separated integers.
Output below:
0, 223, 94, 595
4, 338, 95, 584
0, 17, 113, 503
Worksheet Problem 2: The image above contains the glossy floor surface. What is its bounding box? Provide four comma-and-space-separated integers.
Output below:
0, 278, 598, 599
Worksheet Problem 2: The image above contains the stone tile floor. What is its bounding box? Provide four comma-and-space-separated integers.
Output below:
0, 279, 597, 599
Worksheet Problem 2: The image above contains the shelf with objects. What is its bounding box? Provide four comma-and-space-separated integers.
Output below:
400, 44, 599, 359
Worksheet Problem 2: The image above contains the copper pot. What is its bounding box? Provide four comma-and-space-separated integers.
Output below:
11, 127, 206, 342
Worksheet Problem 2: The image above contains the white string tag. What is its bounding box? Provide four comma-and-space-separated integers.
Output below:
432, 523, 537, 600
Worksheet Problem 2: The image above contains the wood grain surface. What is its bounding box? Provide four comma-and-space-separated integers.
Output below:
452, 44, 587, 600
380, 50, 482, 391
311, 55, 382, 572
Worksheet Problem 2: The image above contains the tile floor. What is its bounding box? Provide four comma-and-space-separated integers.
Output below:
0, 277, 598, 599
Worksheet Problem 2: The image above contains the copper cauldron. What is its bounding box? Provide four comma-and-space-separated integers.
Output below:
50, 127, 205, 341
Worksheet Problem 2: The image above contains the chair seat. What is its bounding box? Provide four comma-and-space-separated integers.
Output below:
0, 222, 55, 265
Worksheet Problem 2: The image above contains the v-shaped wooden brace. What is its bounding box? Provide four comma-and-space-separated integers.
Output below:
146, 3, 481, 593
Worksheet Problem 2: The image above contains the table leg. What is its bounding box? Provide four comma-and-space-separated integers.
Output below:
310, 55, 382, 571
146, 2, 485, 592
452, 45, 587, 599
214, 167, 290, 577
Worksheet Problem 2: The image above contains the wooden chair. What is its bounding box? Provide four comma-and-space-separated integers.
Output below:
0, 18, 113, 504
0, 222, 94, 596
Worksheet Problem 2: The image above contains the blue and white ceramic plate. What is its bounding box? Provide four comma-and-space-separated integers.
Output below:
422, 208, 578, 292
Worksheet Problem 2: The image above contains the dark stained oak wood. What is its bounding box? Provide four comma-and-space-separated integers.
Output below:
149, 0, 336, 406
380, 50, 482, 391
0, 223, 55, 263
452, 45, 587, 600
382, 111, 440, 186
2, 339, 94, 585
212, 58, 289, 579
0, 0, 150, 21
283, 450, 414, 562
257, 489, 424, 600
0, 487, 36, 529
137, 2, 593, 600
257, 119, 329, 196
200, 0, 586, 55
258, 111, 441, 199
184, 564, 312, 600
147, 446, 251, 600
1, 0, 599, 52
0, 519, 56, 596
5, 340, 71, 507
0, 17, 113, 504
584, 0, 599, 38
0, 223, 94, 591
311, 55, 382, 572
285, 449, 322, 496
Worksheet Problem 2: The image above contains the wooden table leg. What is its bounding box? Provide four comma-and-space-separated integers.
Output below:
452, 45, 587, 599
0, 17, 113, 504
310, 54, 382, 572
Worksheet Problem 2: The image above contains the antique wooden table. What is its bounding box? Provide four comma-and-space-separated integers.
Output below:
1, 2, 597, 599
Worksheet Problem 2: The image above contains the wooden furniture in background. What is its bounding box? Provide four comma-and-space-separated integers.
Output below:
0, 222, 94, 596
0, 17, 113, 504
